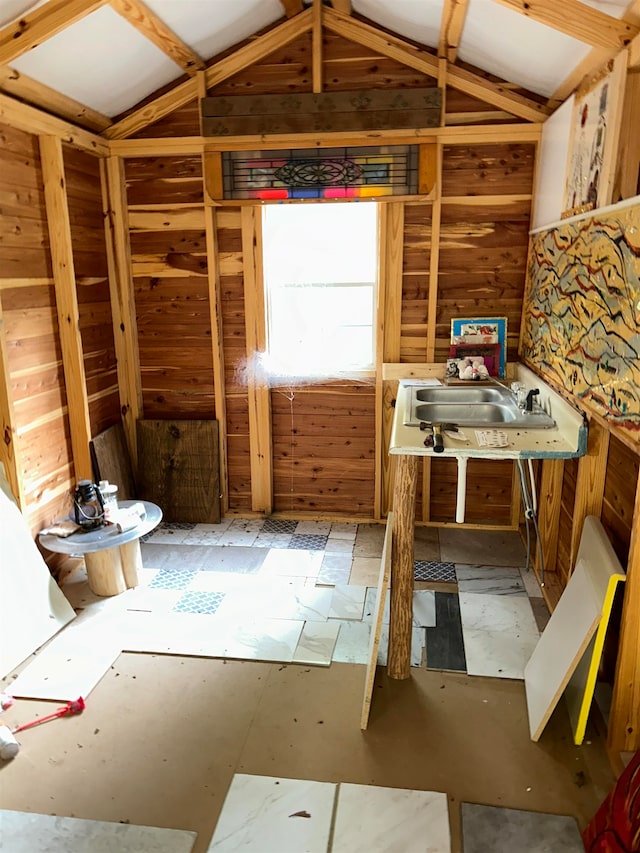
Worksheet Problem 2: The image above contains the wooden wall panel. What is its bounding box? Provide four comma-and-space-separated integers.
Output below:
556, 457, 579, 584
400, 202, 432, 363
271, 383, 376, 516
601, 435, 640, 563
442, 144, 536, 196
124, 155, 204, 205
429, 458, 512, 525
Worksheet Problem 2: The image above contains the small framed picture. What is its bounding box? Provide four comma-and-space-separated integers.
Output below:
451, 317, 507, 377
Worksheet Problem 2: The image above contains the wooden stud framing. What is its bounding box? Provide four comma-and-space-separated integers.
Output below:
110, 0, 205, 75
330, 0, 352, 13
323, 8, 551, 123
0, 93, 108, 155
438, 0, 470, 63
569, 419, 610, 572
608, 469, 640, 752
490, 0, 638, 50
0, 303, 25, 508
312, 0, 323, 94
100, 156, 143, 468
39, 136, 93, 481
204, 205, 229, 514
280, 0, 304, 16
0, 0, 109, 65
535, 459, 564, 579
615, 68, 640, 200
241, 208, 272, 514
203, 150, 224, 203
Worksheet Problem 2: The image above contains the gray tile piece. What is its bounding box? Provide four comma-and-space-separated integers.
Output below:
520, 565, 544, 598
316, 553, 352, 586
199, 546, 268, 573
456, 566, 526, 595
439, 529, 527, 567
414, 525, 441, 560
461, 802, 583, 853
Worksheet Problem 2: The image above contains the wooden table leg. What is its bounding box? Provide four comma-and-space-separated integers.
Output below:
388, 454, 418, 679
120, 539, 142, 588
84, 549, 127, 596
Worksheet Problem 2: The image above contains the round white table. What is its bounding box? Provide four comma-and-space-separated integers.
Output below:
39, 500, 162, 596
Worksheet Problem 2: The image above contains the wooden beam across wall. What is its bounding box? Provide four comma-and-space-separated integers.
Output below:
39, 135, 93, 481
110, 0, 205, 75
0, 93, 108, 155
569, 419, 610, 572
241, 207, 273, 514
100, 156, 143, 468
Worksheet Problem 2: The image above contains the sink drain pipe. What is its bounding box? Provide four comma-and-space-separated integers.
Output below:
517, 459, 545, 587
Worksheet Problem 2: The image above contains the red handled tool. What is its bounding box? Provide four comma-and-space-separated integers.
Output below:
12, 697, 85, 733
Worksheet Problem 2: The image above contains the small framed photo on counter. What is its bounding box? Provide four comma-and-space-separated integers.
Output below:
451, 317, 507, 377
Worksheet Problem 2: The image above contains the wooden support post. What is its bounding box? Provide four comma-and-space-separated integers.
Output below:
608, 468, 640, 752
241, 207, 272, 514
119, 539, 142, 589
84, 549, 127, 596
535, 459, 564, 579
100, 156, 142, 470
0, 302, 25, 508
570, 419, 610, 571
388, 454, 418, 679
425, 144, 442, 361
40, 135, 92, 481
204, 205, 229, 514
312, 0, 323, 94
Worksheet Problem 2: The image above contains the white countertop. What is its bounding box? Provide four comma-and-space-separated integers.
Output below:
390, 364, 587, 460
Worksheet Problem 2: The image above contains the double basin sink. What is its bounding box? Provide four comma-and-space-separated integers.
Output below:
403, 384, 556, 429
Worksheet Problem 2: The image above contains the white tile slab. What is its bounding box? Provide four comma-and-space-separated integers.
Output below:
145, 528, 191, 544
208, 774, 336, 852
363, 588, 390, 624
463, 628, 539, 680
456, 566, 525, 595
295, 521, 332, 535
217, 531, 258, 546
331, 620, 371, 664
329, 523, 357, 540
192, 521, 232, 532
187, 572, 253, 594
412, 590, 437, 627
228, 519, 265, 532
377, 626, 425, 667
120, 611, 227, 658
458, 593, 539, 635
181, 530, 224, 545
292, 621, 341, 666
0, 810, 196, 853
329, 585, 366, 620
259, 549, 323, 578
219, 618, 304, 663
332, 784, 451, 853
323, 539, 354, 554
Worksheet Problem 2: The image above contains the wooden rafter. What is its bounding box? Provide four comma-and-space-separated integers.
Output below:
0, 0, 109, 66
104, 8, 313, 139
280, 0, 304, 16
324, 8, 551, 122
110, 0, 205, 75
0, 92, 108, 154
330, 0, 352, 12
0, 65, 112, 131
438, 0, 470, 62
312, 0, 323, 93
490, 0, 638, 50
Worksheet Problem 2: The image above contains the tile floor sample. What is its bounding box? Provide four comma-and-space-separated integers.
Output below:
461, 802, 584, 852
208, 775, 451, 853
0, 810, 197, 853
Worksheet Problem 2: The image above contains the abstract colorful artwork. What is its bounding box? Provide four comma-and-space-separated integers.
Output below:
521, 202, 640, 430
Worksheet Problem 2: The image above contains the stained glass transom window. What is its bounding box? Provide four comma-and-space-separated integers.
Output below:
222, 146, 418, 200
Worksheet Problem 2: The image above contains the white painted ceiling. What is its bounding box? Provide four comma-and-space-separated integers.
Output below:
0, 0, 634, 120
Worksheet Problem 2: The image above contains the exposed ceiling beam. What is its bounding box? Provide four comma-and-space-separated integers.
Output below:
438, 0, 470, 63
312, 0, 323, 93
324, 8, 551, 122
110, 0, 205, 75
0, 92, 109, 154
0, 0, 109, 66
0, 65, 112, 131
104, 8, 314, 139
280, 0, 304, 17
490, 0, 638, 50
330, 0, 352, 12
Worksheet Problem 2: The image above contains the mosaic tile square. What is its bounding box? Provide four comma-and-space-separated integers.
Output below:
263, 518, 298, 534
173, 590, 226, 615
414, 561, 456, 583
288, 534, 328, 551
149, 568, 197, 590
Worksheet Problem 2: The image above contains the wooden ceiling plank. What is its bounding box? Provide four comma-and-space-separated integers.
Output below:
280, 0, 304, 16
0, 0, 109, 65
103, 77, 197, 139
324, 8, 550, 122
0, 65, 112, 131
490, 0, 638, 50
438, 0, 470, 62
110, 0, 205, 75
0, 92, 109, 154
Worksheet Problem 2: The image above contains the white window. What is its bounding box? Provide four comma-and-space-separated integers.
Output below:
261, 203, 378, 378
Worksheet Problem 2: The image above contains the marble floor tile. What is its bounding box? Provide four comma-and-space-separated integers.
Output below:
519, 566, 544, 598
331, 620, 371, 664
180, 529, 224, 545
0, 810, 197, 853
292, 621, 341, 666
363, 588, 390, 624
458, 593, 539, 635
198, 546, 268, 573
252, 533, 292, 548
349, 557, 381, 586
462, 628, 539, 679
186, 571, 253, 594
295, 520, 332, 535
259, 548, 323, 578
461, 802, 583, 853
530, 597, 551, 632
456, 566, 526, 596
323, 538, 354, 555
439, 529, 526, 567
414, 526, 441, 561
353, 524, 385, 558
332, 784, 450, 853
425, 593, 466, 673
377, 626, 425, 667
120, 611, 225, 657
218, 530, 259, 546
413, 590, 437, 627
144, 527, 191, 544
208, 774, 336, 852
317, 553, 352, 586
192, 520, 233, 532
141, 544, 211, 571
228, 518, 265, 532
218, 618, 304, 663
329, 522, 357, 540
328, 584, 366, 620
125, 587, 183, 612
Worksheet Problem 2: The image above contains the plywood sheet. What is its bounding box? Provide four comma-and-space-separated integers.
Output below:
136, 420, 221, 523
0, 489, 75, 678
91, 422, 136, 499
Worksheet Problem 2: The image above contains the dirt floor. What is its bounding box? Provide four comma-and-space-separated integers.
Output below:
0, 653, 614, 852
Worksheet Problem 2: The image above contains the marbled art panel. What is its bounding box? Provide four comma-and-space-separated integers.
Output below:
521, 202, 639, 430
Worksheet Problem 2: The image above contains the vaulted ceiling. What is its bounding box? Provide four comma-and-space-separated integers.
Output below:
0, 0, 638, 139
